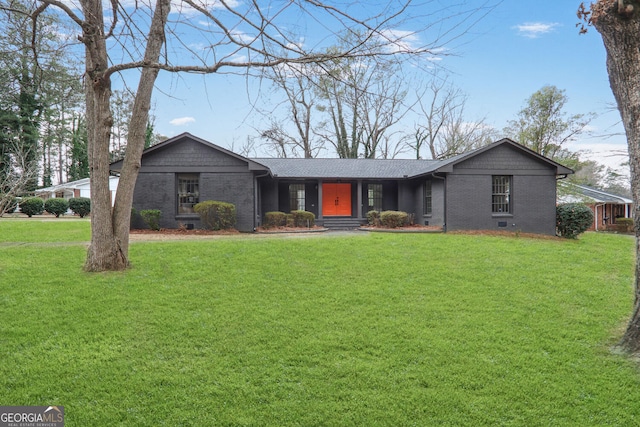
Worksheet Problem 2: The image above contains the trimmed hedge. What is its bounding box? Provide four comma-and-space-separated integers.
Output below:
556, 203, 593, 239
20, 197, 44, 217
289, 210, 315, 227
194, 200, 237, 230
44, 198, 69, 218
264, 211, 287, 228
367, 210, 381, 226
140, 209, 162, 231
263, 210, 315, 228
614, 217, 634, 233
68, 197, 91, 218
380, 210, 408, 228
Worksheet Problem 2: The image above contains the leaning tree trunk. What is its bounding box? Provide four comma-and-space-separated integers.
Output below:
111, 0, 170, 262
591, 0, 640, 352
82, 0, 170, 272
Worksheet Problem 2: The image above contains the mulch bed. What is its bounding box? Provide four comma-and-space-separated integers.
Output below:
130, 228, 240, 236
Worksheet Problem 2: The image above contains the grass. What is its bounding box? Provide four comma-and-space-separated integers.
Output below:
0, 220, 639, 425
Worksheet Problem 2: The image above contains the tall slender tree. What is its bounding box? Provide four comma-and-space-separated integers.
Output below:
504, 85, 594, 161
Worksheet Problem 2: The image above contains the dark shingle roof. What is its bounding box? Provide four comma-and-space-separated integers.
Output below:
250, 158, 442, 179
559, 183, 632, 204
251, 138, 573, 179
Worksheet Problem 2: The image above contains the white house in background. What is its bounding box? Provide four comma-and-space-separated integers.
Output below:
35, 176, 119, 206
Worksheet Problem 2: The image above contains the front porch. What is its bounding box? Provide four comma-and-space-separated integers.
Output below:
260, 179, 414, 230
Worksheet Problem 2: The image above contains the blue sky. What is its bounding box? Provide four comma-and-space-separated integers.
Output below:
148, 1, 627, 175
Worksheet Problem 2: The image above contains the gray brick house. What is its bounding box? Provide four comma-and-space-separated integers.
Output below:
110, 132, 572, 235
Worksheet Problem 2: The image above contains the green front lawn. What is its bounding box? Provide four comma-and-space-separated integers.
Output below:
0, 221, 638, 425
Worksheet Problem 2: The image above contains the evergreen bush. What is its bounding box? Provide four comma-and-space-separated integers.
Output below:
367, 210, 381, 226
68, 197, 91, 218
380, 210, 408, 228
556, 203, 593, 239
615, 218, 634, 233
290, 210, 315, 227
194, 201, 237, 230
285, 214, 295, 227
140, 209, 162, 231
20, 197, 44, 217
264, 211, 287, 228
44, 198, 70, 218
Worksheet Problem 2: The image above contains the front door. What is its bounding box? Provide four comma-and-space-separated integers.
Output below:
322, 183, 352, 216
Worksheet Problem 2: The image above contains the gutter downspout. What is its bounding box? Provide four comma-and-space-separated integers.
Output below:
253, 171, 270, 231
431, 173, 446, 232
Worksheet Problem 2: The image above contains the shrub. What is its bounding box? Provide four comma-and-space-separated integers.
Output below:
264, 211, 287, 228
20, 197, 44, 217
140, 209, 162, 231
68, 197, 91, 218
194, 200, 237, 230
380, 210, 408, 228
44, 198, 70, 218
285, 214, 295, 227
367, 210, 381, 226
615, 218, 634, 233
556, 203, 594, 239
290, 210, 315, 227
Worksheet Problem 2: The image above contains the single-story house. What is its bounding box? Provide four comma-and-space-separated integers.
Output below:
35, 176, 119, 206
110, 132, 573, 235
558, 182, 633, 231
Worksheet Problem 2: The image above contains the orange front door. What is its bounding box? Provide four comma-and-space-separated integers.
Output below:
322, 183, 352, 216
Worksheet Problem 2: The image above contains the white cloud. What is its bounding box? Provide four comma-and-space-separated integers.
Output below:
379, 29, 421, 53
170, 117, 196, 126
513, 22, 560, 39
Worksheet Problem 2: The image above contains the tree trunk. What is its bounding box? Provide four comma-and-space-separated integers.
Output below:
82, 0, 169, 271
591, 0, 640, 352
82, 0, 125, 272
112, 0, 170, 261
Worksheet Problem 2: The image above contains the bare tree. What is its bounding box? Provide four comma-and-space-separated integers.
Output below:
357, 61, 414, 158
11, 0, 496, 271
581, 0, 640, 352
409, 76, 494, 159
315, 43, 416, 159
0, 139, 39, 216
260, 63, 323, 158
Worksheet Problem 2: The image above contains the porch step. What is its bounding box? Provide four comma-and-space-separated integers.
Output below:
321, 217, 365, 230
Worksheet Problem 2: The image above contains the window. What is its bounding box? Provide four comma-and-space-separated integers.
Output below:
289, 184, 305, 211
178, 174, 199, 214
492, 175, 511, 213
367, 184, 383, 212
424, 181, 432, 215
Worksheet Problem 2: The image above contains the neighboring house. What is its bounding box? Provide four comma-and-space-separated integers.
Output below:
558, 183, 633, 231
110, 133, 573, 235
35, 176, 119, 207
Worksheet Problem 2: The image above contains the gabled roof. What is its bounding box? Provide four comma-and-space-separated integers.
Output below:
110, 132, 269, 172
110, 134, 573, 179
559, 182, 633, 204
429, 138, 574, 176
252, 138, 573, 179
